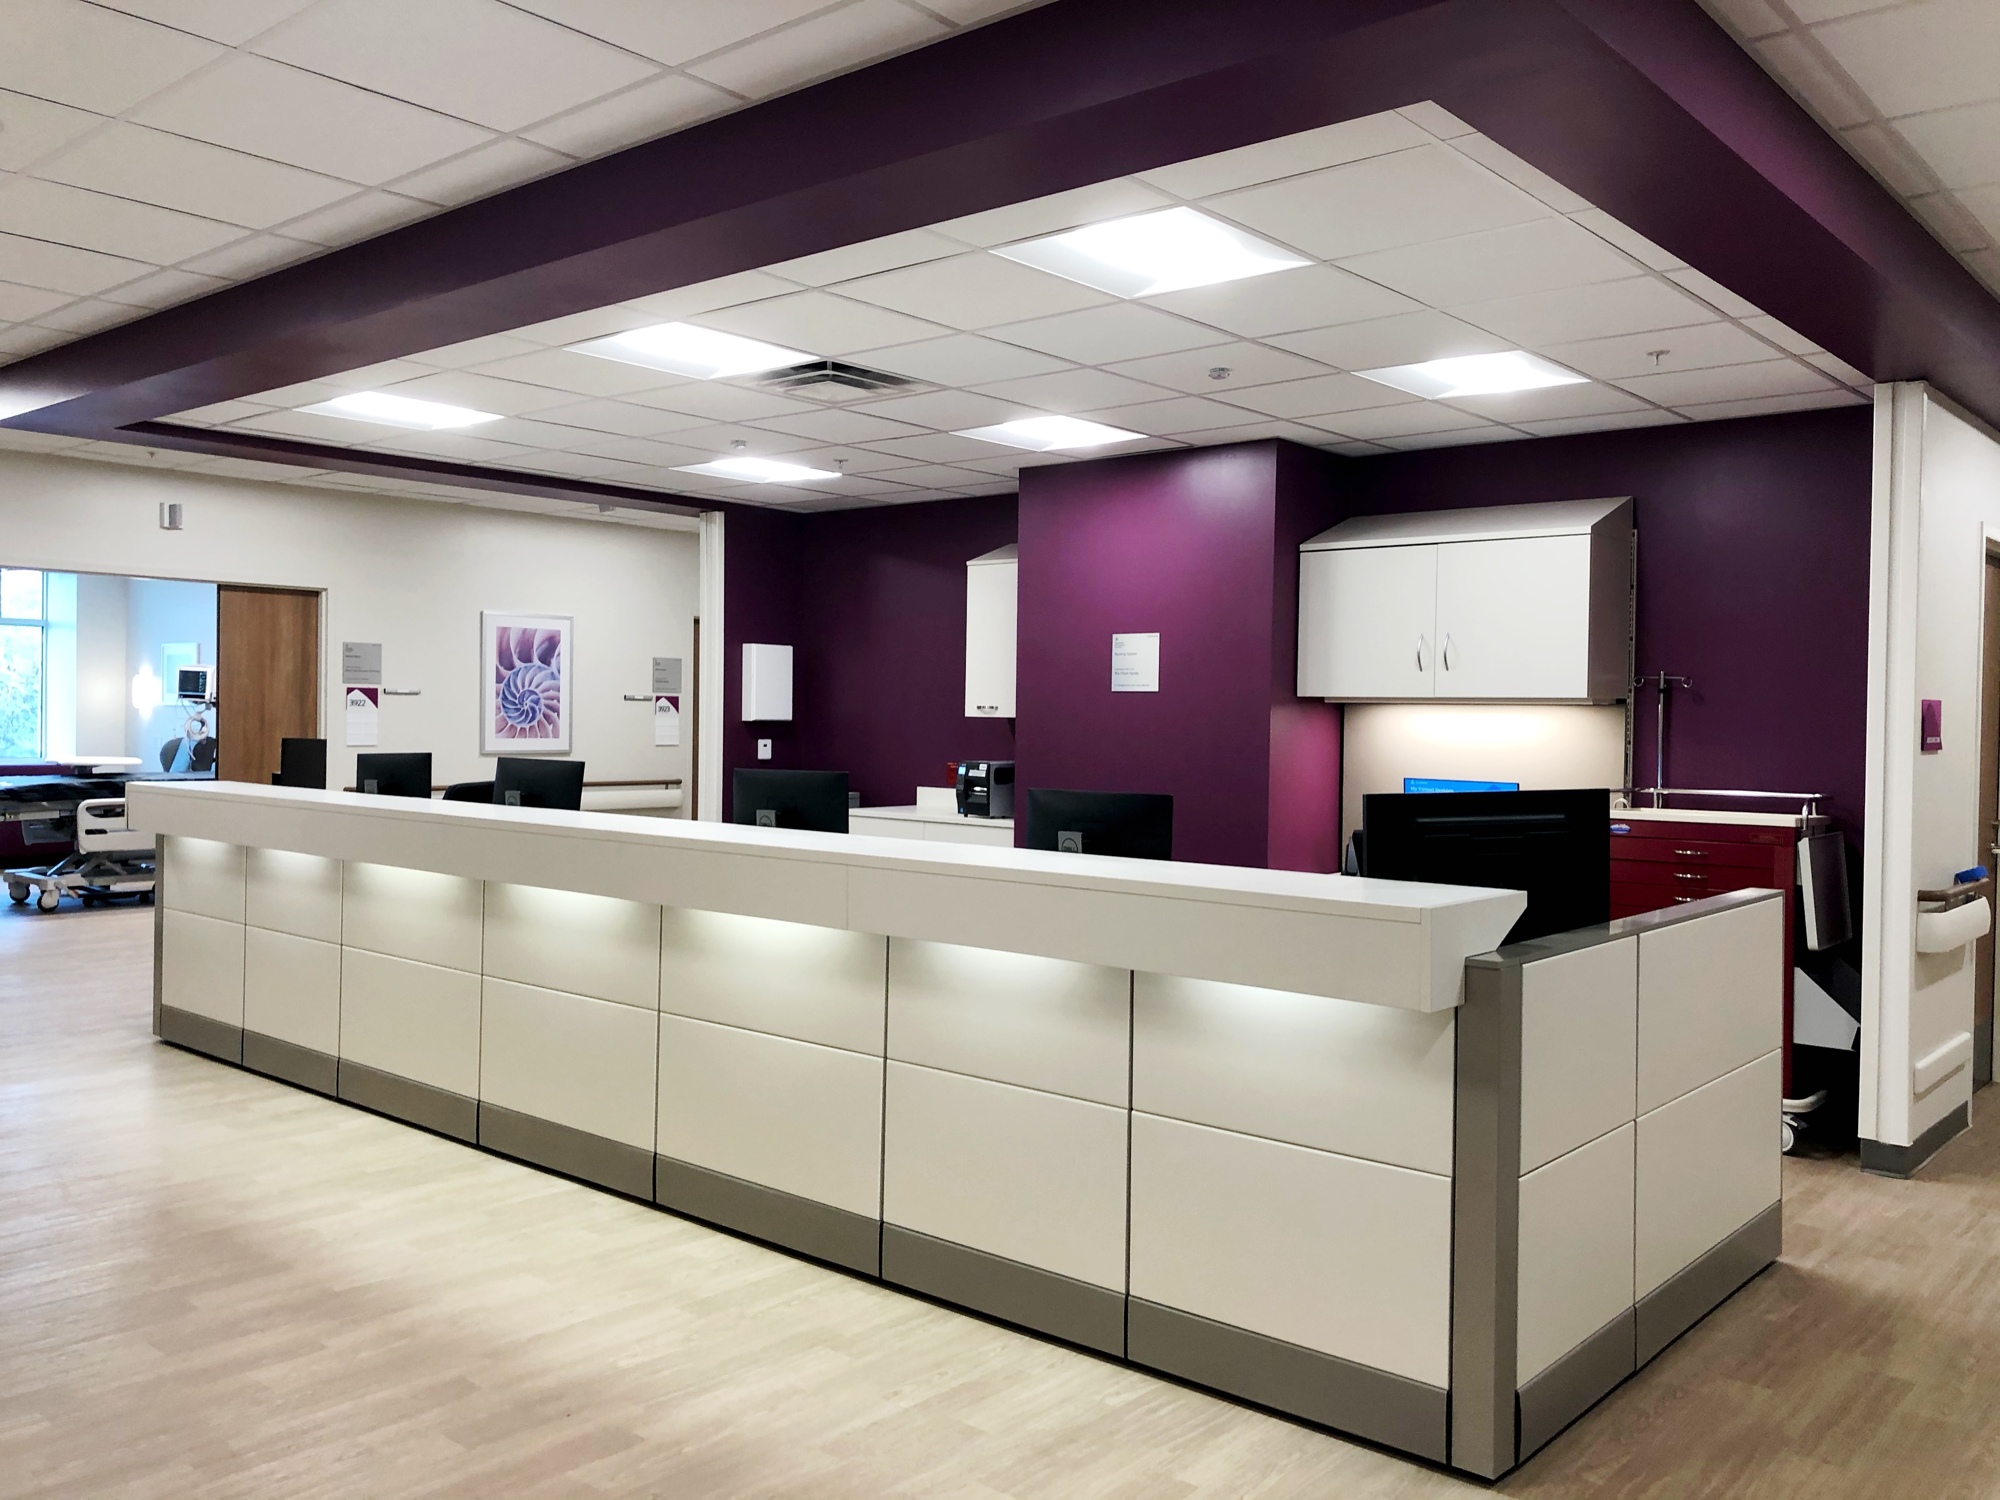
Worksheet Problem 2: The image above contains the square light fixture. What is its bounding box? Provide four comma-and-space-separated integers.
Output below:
1355, 351, 1588, 400
673, 455, 841, 484
571, 322, 810, 379
955, 415, 1145, 452
299, 391, 500, 429
993, 206, 1310, 298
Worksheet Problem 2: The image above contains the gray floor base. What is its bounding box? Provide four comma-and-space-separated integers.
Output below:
158, 1005, 242, 1065
883, 1227, 1126, 1357
242, 1032, 337, 1096
1127, 1298, 1448, 1463
655, 1156, 881, 1275
480, 1104, 652, 1199
1636, 1201, 1782, 1366
1516, 1308, 1637, 1462
336, 1060, 477, 1143
1862, 1103, 1970, 1179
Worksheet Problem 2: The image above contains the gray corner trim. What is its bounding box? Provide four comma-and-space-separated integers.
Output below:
1861, 1102, 1971, 1178
336, 1060, 477, 1143
1449, 958, 1522, 1479
242, 1031, 337, 1096
1516, 1307, 1637, 1462
1635, 1200, 1781, 1366
656, 1155, 881, 1276
158, 1003, 242, 1064
881, 1225, 1125, 1356
1976, 1018, 1992, 1089
480, 1103, 653, 1200
151, 839, 166, 1037
1128, 1298, 1447, 1463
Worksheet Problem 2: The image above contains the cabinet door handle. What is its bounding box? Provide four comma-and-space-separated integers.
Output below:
1442, 633, 1454, 671
1672, 871, 1706, 881
1672, 849, 1707, 858
1416, 634, 1427, 672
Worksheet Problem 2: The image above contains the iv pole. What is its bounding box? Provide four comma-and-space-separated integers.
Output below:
1638, 671, 1693, 808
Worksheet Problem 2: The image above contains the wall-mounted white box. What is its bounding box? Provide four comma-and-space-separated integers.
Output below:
742, 643, 793, 722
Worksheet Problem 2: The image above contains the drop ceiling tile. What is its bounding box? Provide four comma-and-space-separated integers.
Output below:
91, 0, 320, 45
520, 73, 737, 157
1807, 350, 1871, 386
172, 398, 278, 425
177, 233, 320, 279
1301, 404, 1493, 441
1750, 33, 1873, 130
1449, 135, 1593, 214
567, 432, 729, 466
838, 252, 1115, 328
28, 298, 142, 335
849, 388, 1028, 430
985, 303, 1226, 364
1513, 409, 1689, 438
464, 415, 622, 451
42, 124, 355, 229
1812, 0, 2000, 118
508, 450, 655, 480
0, 179, 241, 264
1735, 314, 1821, 356
1212, 372, 1416, 420
1673, 388, 1868, 422
877, 463, 998, 489
1443, 382, 1651, 423
1104, 341, 1329, 394
366, 430, 542, 464
749, 408, 928, 444
1567, 208, 1687, 271
854, 333, 1070, 385
0, 281, 82, 322
621, 381, 817, 421
1072, 396, 1271, 437
1539, 321, 1780, 380
0, 324, 70, 357
1455, 276, 1719, 346
1396, 102, 1477, 139
277, 190, 439, 246
933, 180, 1176, 247
1701, 0, 1788, 39
0, 233, 154, 296
1172, 419, 1342, 448
1837, 121, 1937, 199
405, 332, 546, 369
778, 444, 923, 475
505, 0, 830, 67
390, 139, 575, 208
1664, 267, 1764, 319
231, 407, 402, 443
179, 454, 328, 482
98, 266, 230, 307
1138, 112, 1428, 199
1, 0, 224, 115
1146, 263, 1420, 338
1614, 358, 1835, 406
689, 0, 951, 96
773, 230, 967, 287
622, 271, 803, 321
0, 90, 105, 173
973, 367, 1175, 412
1888, 101, 2000, 193
524, 398, 711, 438
1376, 426, 1529, 452
857, 433, 1006, 464
1208, 144, 1549, 261
1266, 310, 1512, 371
470, 347, 682, 397
698, 290, 950, 356
1341, 216, 1637, 305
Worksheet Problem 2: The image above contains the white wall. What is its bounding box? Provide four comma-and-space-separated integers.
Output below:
73, 572, 128, 757
0, 451, 702, 794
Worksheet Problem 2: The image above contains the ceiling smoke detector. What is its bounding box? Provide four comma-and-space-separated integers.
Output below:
753, 360, 925, 403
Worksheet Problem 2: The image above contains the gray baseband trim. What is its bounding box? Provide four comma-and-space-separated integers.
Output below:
1861, 1102, 1971, 1179
882, 1226, 1125, 1357
655, 1155, 880, 1276
337, 1060, 477, 1144
1978, 1018, 1993, 1089
481, 1104, 652, 1200
1635, 1201, 1782, 1366
1128, 1299, 1447, 1463
1516, 1308, 1637, 1462
158, 1004, 242, 1064
242, 1032, 338, 1096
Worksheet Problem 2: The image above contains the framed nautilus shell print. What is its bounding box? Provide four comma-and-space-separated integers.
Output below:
480, 611, 571, 755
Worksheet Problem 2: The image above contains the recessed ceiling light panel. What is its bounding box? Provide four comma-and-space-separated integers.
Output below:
1355, 351, 1588, 400
993, 206, 1310, 298
571, 322, 810, 380
673, 456, 842, 484
300, 391, 501, 430
955, 415, 1146, 452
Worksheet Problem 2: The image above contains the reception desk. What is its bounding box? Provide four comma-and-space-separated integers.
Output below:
131, 781, 1782, 1478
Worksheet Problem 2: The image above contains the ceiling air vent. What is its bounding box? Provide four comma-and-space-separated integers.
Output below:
754, 360, 924, 403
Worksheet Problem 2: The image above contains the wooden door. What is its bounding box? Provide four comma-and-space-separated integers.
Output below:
1977, 555, 2000, 1086
1297, 544, 1438, 699
216, 586, 319, 785
1434, 534, 1593, 700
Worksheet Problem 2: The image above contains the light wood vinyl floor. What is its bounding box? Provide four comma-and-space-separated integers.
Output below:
3, 903, 1998, 1498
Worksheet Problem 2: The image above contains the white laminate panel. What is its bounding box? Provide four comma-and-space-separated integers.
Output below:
162, 835, 245, 923
482, 884, 661, 1010
243, 847, 342, 942
1129, 1112, 1452, 1387
243, 928, 340, 1055
1517, 1123, 1635, 1385
480, 979, 658, 1149
1637, 899, 1784, 1113
340, 862, 484, 973
847, 814, 924, 842
656, 1013, 883, 1217
338, 947, 481, 1098
1519, 939, 1638, 1173
923, 821, 1016, 848
1134, 974, 1454, 1172
1635, 1050, 1782, 1298
888, 940, 1131, 1105
160, 908, 244, 1027
883, 1062, 1128, 1290
659, 907, 886, 1054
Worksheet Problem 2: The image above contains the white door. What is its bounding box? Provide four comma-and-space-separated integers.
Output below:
1434, 535, 1592, 699
965, 558, 1017, 717
1297, 544, 1438, 699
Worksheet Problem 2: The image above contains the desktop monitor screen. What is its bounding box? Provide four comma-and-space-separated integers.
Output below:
354, 752, 432, 799
176, 665, 214, 701
278, 737, 327, 790
1403, 777, 1520, 794
1023, 789, 1173, 861
492, 756, 585, 811
1362, 787, 1608, 944
732, 769, 849, 833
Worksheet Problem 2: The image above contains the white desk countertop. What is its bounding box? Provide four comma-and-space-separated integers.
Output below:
853, 803, 1014, 829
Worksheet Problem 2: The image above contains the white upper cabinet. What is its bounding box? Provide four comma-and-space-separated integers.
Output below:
965, 544, 1017, 718
1298, 498, 1632, 703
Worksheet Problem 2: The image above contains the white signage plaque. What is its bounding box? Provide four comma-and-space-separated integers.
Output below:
1111, 632, 1160, 693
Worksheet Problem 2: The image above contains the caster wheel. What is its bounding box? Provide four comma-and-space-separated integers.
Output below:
1781, 1119, 1797, 1154
37, 890, 61, 912
140, 891, 155, 906
79, 894, 95, 908
7, 884, 26, 905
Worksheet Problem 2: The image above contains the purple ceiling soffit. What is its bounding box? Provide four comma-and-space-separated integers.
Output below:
2, 0, 1994, 485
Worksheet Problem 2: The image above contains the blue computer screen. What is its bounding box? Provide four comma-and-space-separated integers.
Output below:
1402, 777, 1521, 794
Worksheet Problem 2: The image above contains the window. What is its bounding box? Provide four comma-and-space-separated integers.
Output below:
0, 568, 46, 760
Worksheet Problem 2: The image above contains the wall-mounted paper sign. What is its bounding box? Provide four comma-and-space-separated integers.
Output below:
345, 685, 380, 746
1112, 632, 1160, 693
654, 694, 682, 747
1921, 698, 1943, 753
652, 656, 683, 696
342, 641, 382, 686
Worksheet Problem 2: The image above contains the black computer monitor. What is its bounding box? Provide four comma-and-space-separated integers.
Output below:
732, 769, 849, 833
354, 752, 432, 798
276, 737, 326, 790
492, 756, 585, 811
1362, 788, 1609, 944
1023, 789, 1173, 860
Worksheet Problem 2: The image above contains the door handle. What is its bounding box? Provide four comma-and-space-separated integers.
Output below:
1416, 634, 1426, 672
1442, 633, 1455, 672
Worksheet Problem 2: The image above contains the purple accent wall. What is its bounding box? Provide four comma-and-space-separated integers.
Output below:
1340, 406, 1874, 843
720, 507, 802, 820
1269, 444, 1346, 873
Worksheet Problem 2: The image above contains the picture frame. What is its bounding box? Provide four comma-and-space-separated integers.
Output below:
481, 611, 571, 755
